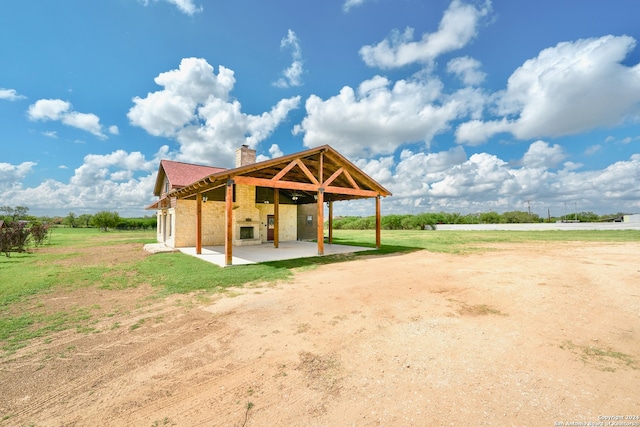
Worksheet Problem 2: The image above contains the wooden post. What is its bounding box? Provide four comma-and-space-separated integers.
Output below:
317, 188, 324, 255
225, 180, 234, 266
375, 195, 381, 249
196, 193, 202, 254
274, 189, 279, 248
328, 200, 333, 244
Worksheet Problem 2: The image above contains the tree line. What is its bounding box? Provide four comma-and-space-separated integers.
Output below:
53, 211, 157, 231
0, 206, 157, 257
0, 206, 156, 230
332, 210, 629, 230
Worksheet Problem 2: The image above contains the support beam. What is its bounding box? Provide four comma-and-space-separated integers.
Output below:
196, 193, 202, 254
324, 185, 378, 197
295, 158, 319, 185
317, 188, 324, 255
328, 200, 333, 244
234, 175, 317, 192
274, 189, 279, 248
323, 167, 343, 187
225, 180, 234, 266
272, 159, 298, 181
342, 169, 360, 189
375, 195, 381, 249
233, 175, 379, 197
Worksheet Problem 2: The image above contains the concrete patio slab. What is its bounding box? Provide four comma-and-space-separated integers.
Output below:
177, 241, 376, 267
143, 243, 180, 254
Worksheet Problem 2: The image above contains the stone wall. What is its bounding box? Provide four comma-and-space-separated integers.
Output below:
173, 200, 227, 247
256, 203, 297, 242
166, 184, 300, 248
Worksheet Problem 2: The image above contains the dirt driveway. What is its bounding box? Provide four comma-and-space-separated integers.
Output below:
1, 241, 639, 426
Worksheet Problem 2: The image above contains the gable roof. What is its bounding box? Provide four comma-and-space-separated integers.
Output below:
169, 145, 391, 202
153, 160, 226, 196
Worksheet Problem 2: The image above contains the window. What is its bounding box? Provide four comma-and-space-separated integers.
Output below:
164, 180, 169, 194
168, 214, 172, 237
306, 215, 313, 227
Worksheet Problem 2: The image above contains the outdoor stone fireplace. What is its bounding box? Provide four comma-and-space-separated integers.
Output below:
234, 220, 261, 246
240, 226, 254, 240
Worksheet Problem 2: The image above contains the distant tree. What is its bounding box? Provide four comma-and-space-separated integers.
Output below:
91, 211, 121, 231
460, 213, 479, 224
576, 211, 599, 222
63, 212, 77, 228
502, 210, 541, 223
351, 217, 374, 230
0, 206, 30, 221
402, 213, 437, 230
78, 214, 93, 228
382, 214, 412, 230
479, 211, 501, 224
443, 212, 463, 224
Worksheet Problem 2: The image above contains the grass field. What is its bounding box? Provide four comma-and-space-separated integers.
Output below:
332, 228, 640, 253
1, 227, 639, 354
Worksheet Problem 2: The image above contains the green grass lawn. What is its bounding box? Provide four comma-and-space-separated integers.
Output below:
331, 228, 640, 254
1, 227, 638, 353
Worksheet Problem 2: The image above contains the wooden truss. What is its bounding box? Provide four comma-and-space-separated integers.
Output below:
169, 145, 391, 265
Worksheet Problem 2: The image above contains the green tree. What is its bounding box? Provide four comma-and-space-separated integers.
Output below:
382, 214, 412, 230
63, 212, 77, 228
479, 211, 501, 224
0, 206, 30, 221
91, 211, 121, 231
405, 213, 437, 230
78, 214, 93, 228
502, 210, 541, 223
576, 211, 599, 222
442, 212, 463, 224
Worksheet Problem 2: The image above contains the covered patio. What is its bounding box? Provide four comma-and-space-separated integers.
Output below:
170, 145, 392, 265
177, 240, 376, 267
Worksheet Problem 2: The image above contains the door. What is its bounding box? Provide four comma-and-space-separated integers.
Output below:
267, 215, 275, 241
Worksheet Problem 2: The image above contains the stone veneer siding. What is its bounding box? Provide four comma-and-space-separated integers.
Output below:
165, 184, 298, 248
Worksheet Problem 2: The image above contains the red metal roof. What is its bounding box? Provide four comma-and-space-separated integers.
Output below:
154, 160, 226, 196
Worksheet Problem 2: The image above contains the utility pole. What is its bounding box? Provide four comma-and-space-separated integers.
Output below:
526, 200, 531, 217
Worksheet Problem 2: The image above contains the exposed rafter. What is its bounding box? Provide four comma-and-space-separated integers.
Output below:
168, 145, 391, 202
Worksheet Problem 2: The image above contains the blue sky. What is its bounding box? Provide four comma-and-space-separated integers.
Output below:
1, 0, 640, 218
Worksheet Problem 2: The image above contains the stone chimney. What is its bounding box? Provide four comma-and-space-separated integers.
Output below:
235, 144, 256, 168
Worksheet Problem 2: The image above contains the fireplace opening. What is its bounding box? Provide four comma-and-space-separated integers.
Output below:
240, 226, 254, 240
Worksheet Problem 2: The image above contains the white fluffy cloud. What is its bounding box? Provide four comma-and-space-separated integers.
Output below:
341, 140, 640, 216
456, 35, 640, 145
343, 0, 368, 12
521, 140, 566, 169
447, 56, 486, 86
359, 0, 491, 69
294, 74, 484, 157
27, 99, 108, 139
70, 150, 157, 187
0, 88, 26, 101
273, 30, 304, 88
0, 161, 36, 189
256, 144, 285, 162
1, 149, 166, 216
139, 0, 202, 15
128, 57, 301, 167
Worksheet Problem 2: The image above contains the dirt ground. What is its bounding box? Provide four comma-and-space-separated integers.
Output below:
1, 241, 639, 426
